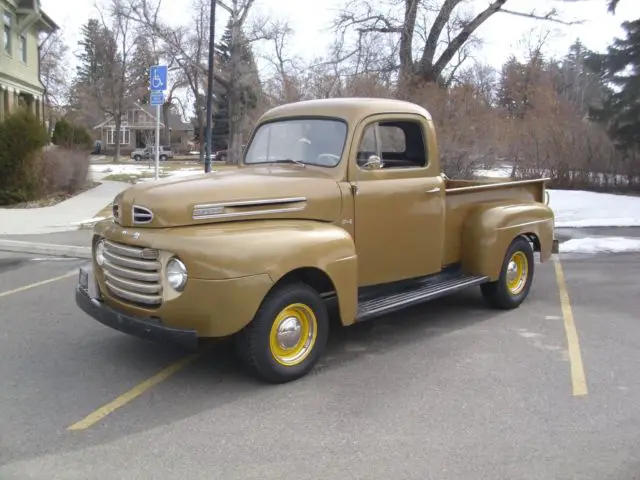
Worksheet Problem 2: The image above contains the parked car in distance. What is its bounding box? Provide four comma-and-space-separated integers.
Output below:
131, 145, 174, 161
76, 97, 559, 384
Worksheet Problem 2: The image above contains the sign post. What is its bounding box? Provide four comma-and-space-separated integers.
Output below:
149, 65, 168, 180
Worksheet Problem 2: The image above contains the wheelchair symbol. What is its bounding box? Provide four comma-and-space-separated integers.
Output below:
150, 66, 167, 90
151, 71, 163, 89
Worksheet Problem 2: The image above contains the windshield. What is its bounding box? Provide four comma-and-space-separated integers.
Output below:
243, 118, 347, 168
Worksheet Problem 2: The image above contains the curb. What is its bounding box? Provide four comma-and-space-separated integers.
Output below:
0, 239, 91, 259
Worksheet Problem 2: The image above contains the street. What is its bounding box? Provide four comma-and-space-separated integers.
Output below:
0, 238, 639, 479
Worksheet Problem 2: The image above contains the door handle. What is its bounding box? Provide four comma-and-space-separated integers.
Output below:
425, 187, 440, 193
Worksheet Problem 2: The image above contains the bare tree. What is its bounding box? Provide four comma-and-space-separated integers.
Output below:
333, 0, 580, 87
39, 31, 69, 134
77, 0, 144, 160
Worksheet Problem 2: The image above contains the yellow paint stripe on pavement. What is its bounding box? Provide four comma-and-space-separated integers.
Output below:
0, 271, 76, 298
553, 257, 588, 396
68, 346, 211, 431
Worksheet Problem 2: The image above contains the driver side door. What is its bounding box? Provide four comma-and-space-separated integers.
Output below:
349, 114, 445, 287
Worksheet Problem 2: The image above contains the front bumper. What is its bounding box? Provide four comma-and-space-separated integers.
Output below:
75, 267, 198, 350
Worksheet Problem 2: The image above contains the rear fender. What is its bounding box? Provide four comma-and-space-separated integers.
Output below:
461, 202, 555, 280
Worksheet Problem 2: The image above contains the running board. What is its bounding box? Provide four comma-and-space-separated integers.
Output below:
356, 274, 489, 322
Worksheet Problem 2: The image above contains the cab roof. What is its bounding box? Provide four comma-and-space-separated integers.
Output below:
259, 97, 433, 124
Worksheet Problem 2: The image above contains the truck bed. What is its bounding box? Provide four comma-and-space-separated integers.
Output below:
442, 177, 550, 265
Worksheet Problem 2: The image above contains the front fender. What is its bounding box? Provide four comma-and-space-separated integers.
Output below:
461, 202, 555, 280
95, 219, 359, 326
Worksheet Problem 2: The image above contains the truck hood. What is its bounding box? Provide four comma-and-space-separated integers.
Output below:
112, 166, 343, 228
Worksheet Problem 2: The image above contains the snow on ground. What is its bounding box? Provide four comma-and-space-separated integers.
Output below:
560, 237, 640, 254
473, 165, 512, 178
548, 190, 640, 228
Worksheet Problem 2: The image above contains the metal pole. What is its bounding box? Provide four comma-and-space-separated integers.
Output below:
204, 0, 217, 173
155, 103, 160, 180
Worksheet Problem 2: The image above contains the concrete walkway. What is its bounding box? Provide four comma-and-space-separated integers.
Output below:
0, 181, 128, 235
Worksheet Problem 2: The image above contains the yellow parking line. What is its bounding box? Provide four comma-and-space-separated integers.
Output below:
0, 271, 76, 298
553, 257, 588, 396
68, 346, 211, 431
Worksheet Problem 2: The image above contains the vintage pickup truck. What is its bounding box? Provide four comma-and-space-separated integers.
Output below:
76, 98, 558, 383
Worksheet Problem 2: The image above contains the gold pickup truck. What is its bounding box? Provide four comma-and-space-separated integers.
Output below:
76, 98, 558, 383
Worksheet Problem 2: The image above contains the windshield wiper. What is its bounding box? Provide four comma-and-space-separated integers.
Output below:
266, 158, 306, 166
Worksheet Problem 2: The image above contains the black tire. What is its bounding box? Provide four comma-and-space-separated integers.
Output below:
134, 155, 141, 161
235, 282, 329, 383
160, 155, 167, 161
481, 236, 535, 310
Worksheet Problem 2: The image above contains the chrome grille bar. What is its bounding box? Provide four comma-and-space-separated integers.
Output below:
103, 250, 160, 271
104, 271, 162, 294
105, 282, 162, 306
102, 240, 162, 308
102, 260, 160, 282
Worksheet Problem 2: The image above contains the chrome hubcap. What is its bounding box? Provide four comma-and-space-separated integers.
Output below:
276, 316, 302, 349
507, 260, 519, 284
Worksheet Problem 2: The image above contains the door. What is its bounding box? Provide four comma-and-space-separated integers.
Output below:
350, 114, 445, 287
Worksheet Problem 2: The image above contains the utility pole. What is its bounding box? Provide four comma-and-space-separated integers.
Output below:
204, 0, 217, 173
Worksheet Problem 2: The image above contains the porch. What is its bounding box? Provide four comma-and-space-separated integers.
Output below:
0, 84, 43, 122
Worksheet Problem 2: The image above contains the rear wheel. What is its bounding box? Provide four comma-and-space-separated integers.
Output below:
160, 155, 167, 161
235, 282, 329, 383
481, 236, 534, 309
133, 155, 141, 161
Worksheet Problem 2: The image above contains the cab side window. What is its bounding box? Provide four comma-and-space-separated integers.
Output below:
357, 120, 428, 169
356, 124, 378, 167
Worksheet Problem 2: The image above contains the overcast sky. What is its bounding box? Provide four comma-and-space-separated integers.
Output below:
40, 0, 639, 116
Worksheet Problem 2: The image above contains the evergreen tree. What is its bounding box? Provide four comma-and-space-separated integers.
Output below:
75, 19, 105, 86
209, 20, 262, 153
129, 37, 156, 104
553, 39, 609, 116
587, 19, 640, 151
210, 23, 232, 151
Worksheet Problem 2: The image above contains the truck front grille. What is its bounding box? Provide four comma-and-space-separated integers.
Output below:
102, 240, 162, 307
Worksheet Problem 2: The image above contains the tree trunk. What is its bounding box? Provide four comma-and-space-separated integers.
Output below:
162, 102, 171, 147
114, 114, 122, 162
227, 21, 242, 164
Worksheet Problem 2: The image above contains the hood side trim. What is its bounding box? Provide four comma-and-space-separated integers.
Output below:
193, 196, 307, 220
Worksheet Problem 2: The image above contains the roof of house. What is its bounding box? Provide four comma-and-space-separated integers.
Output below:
140, 104, 193, 131
93, 103, 193, 131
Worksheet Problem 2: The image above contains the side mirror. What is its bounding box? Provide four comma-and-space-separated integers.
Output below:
361, 155, 383, 170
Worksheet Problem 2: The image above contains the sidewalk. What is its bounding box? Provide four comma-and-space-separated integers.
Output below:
0, 181, 127, 235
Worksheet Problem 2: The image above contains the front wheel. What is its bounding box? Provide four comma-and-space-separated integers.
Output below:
235, 282, 329, 383
481, 236, 535, 309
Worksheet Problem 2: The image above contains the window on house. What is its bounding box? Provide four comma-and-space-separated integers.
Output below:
19, 34, 25, 62
3, 12, 11, 55
107, 129, 130, 145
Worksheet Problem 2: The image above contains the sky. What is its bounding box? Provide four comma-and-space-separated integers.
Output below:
40, 0, 639, 113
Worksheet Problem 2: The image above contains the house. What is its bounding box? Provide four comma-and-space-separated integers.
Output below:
93, 103, 195, 154
0, 0, 58, 122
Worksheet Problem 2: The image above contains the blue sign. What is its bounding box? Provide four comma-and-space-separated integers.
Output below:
150, 91, 164, 106
149, 65, 167, 91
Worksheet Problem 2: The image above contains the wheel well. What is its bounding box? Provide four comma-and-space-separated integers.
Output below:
276, 267, 336, 296
274, 267, 341, 326
522, 232, 541, 252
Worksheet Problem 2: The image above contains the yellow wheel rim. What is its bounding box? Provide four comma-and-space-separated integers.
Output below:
506, 251, 528, 295
269, 303, 318, 366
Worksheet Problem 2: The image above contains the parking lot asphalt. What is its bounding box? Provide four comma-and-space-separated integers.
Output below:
0, 245, 639, 479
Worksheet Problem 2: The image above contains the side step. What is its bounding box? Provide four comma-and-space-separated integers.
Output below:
356, 274, 489, 322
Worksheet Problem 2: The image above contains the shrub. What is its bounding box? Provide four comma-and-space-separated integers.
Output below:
0, 109, 49, 205
42, 147, 91, 195
51, 118, 93, 149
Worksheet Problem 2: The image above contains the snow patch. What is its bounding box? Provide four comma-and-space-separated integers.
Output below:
548, 190, 640, 228
560, 237, 640, 254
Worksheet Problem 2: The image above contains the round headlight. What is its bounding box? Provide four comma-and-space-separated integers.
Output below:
166, 257, 188, 292
95, 239, 106, 266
